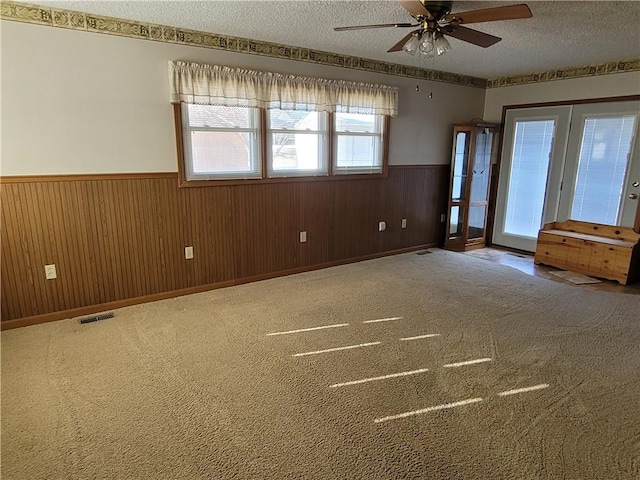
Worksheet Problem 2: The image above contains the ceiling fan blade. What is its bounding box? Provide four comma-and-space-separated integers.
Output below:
443, 25, 501, 48
387, 30, 420, 52
444, 4, 532, 24
398, 0, 433, 19
334, 23, 417, 32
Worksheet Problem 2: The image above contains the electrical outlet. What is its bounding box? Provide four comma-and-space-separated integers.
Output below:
441, 213, 446, 223
299, 231, 307, 243
45, 264, 57, 280
401, 218, 407, 229
185, 246, 194, 259
378, 221, 386, 232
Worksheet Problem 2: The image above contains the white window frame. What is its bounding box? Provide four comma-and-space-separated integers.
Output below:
181, 104, 262, 181
333, 113, 385, 175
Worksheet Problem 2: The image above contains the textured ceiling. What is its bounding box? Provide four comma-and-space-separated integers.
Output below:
28, 0, 640, 78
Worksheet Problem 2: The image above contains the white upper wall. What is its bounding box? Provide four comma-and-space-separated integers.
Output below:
0, 21, 486, 175
483, 72, 640, 123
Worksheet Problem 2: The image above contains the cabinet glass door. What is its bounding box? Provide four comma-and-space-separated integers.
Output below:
451, 131, 470, 201
449, 205, 465, 239
468, 127, 493, 241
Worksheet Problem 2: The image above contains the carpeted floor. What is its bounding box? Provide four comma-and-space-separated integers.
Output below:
2, 250, 639, 479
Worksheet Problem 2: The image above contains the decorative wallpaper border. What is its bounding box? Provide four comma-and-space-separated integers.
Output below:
487, 59, 640, 88
0, 1, 486, 88
2, 1, 639, 89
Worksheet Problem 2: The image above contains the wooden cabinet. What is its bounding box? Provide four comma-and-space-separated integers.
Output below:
445, 122, 499, 252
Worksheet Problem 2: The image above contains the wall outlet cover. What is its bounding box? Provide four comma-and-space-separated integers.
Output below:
45, 264, 57, 280
185, 246, 194, 259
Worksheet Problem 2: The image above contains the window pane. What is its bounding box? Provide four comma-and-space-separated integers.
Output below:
570, 115, 636, 224
190, 131, 258, 174
187, 104, 253, 129
336, 113, 377, 133
335, 135, 381, 170
269, 110, 320, 130
271, 133, 324, 171
504, 120, 555, 238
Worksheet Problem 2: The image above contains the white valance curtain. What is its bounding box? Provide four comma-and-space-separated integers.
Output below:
168, 61, 398, 117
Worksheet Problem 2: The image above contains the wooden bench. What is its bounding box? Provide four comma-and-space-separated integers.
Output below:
534, 220, 640, 285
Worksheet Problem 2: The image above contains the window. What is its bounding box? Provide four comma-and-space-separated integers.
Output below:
334, 113, 384, 175
267, 109, 328, 177
169, 61, 398, 184
181, 104, 261, 180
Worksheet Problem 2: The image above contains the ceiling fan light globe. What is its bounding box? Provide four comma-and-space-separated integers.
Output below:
402, 35, 420, 55
418, 34, 435, 56
434, 34, 452, 56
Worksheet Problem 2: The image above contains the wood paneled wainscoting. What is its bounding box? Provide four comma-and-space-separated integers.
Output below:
1, 166, 448, 329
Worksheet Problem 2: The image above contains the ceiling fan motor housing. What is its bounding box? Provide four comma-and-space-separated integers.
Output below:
421, 1, 454, 20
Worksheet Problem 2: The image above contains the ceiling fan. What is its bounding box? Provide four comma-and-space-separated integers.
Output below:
334, 1, 532, 57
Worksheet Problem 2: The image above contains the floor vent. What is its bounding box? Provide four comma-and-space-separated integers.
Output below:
79, 312, 115, 324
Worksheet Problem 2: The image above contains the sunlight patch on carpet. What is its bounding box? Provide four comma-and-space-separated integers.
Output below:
548, 270, 602, 284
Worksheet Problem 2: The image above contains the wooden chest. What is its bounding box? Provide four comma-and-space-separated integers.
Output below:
534, 220, 640, 285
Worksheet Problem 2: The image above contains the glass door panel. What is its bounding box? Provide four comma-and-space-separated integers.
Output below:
448, 206, 464, 239
493, 106, 571, 252
469, 128, 492, 203
451, 131, 470, 201
504, 120, 555, 238
570, 115, 636, 224
558, 101, 640, 227
468, 205, 487, 240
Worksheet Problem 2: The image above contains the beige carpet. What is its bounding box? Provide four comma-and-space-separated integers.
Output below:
2, 250, 639, 479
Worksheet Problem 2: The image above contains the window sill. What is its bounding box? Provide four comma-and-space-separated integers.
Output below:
178, 171, 389, 188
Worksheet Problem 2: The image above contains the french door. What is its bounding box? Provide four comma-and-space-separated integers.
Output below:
493, 101, 640, 252
493, 107, 571, 251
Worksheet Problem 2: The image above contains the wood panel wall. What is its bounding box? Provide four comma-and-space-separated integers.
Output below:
1, 166, 448, 328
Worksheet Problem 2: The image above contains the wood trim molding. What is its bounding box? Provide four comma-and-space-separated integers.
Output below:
0, 165, 440, 184
502, 94, 640, 112
1, 243, 435, 330
387, 165, 446, 170
0, 172, 178, 183
174, 102, 188, 188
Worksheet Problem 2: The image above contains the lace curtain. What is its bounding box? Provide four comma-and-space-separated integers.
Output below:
168, 61, 398, 117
